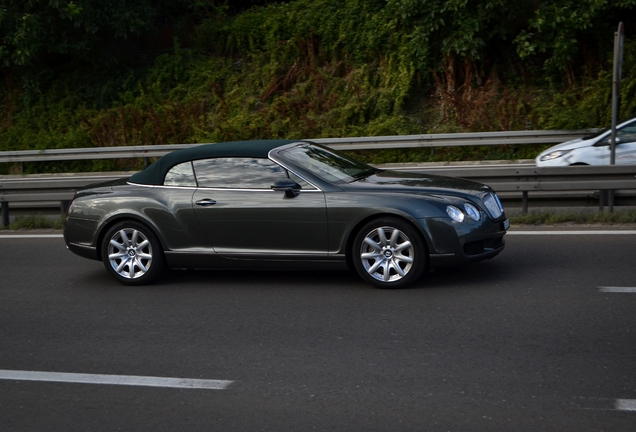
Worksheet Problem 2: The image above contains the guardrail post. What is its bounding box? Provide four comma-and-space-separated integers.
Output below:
522, 191, 529, 214
1, 202, 8, 227
60, 200, 71, 216
599, 190, 606, 212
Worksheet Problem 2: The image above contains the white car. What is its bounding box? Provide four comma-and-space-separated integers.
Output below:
536, 118, 636, 166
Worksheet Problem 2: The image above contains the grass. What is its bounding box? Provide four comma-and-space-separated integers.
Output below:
1, 215, 65, 230
509, 209, 636, 225
2, 210, 635, 231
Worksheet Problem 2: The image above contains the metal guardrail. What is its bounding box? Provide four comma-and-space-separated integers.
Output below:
2, 165, 636, 227
0, 129, 597, 164
314, 129, 597, 150
400, 164, 636, 213
0, 172, 133, 227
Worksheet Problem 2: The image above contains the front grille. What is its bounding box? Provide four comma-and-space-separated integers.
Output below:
483, 192, 504, 219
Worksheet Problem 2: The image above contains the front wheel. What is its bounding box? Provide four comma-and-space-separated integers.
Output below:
101, 221, 165, 286
352, 218, 426, 289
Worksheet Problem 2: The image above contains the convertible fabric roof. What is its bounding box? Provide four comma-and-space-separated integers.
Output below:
129, 139, 301, 185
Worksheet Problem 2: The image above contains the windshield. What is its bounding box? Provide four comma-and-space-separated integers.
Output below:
583, 127, 609, 140
583, 119, 636, 140
281, 143, 378, 183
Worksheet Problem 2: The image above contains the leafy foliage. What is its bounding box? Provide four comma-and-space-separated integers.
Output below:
531, 39, 636, 130
1, 0, 636, 175
516, 0, 636, 80
0, 0, 155, 69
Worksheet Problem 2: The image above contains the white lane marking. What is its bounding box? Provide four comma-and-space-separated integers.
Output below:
0, 369, 233, 390
508, 231, 636, 235
616, 399, 636, 411
577, 398, 636, 411
599, 287, 636, 293
0, 234, 63, 239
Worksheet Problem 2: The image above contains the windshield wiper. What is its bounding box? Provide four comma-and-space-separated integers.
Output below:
350, 168, 383, 182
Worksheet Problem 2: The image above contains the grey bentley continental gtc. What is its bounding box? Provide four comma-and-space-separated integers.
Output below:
63, 140, 508, 288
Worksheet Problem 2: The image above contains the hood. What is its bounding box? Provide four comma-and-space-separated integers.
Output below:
342, 170, 491, 197
538, 138, 591, 155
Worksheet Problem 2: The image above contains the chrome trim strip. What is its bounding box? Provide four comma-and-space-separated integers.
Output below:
128, 182, 322, 193
267, 145, 324, 192
429, 253, 456, 258
196, 187, 322, 193
218, 250, 329, 256
127, 181, 154, 188
146, 184, 197, 190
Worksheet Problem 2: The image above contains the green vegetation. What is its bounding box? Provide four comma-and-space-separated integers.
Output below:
1, 1, 636, 174
509, 209, 636, 225
1, 215, 65, 230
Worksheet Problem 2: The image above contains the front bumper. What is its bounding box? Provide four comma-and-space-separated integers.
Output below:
417, 216, 508, 267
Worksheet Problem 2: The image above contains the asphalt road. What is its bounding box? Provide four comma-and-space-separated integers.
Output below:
1, 230, 635, 431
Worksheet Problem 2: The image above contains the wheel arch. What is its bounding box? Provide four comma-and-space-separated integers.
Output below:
344, 212, 432, 271
95, 213, 166, 261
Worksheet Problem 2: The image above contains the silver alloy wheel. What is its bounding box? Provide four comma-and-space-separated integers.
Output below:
107, 228, 154, 279
359, 226, 414, 283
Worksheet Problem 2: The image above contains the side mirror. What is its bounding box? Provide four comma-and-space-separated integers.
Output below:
271, 178, 301, 198
597, 137, 621, 147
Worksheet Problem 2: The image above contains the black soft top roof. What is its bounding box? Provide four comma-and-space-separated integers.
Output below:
129, 139, 301, 185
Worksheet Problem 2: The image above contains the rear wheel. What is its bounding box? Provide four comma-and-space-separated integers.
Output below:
352, 217, 426, 288
101, 221, 165, 286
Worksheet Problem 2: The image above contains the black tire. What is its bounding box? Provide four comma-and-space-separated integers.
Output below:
100, 220, 165, 286
352, 217, 426, 289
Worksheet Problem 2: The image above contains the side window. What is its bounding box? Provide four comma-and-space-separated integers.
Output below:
599, 122, 636, 145
289, 171, 317, 190
164, 162, 197, 187
193, 158, 289, 189
618, 125, 636, 144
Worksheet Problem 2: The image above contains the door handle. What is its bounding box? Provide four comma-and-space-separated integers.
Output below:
195, 199, 217, 207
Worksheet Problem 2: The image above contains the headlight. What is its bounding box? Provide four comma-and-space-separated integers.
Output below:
464, 203, 480, 221
446, 205, 465, 222
540, 149, 572, 161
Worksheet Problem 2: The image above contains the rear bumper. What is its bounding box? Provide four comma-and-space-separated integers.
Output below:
66, 241, 99, 261
64, 217, 100, 261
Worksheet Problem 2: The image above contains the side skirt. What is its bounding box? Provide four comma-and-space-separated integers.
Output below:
164, 251, 348, 271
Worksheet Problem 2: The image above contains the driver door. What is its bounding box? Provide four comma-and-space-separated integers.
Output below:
191, 157, 328, 256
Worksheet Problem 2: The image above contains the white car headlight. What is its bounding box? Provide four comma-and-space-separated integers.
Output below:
446, 205, 465, 222
540, 149, 572, 161
464, 203, 480, 221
